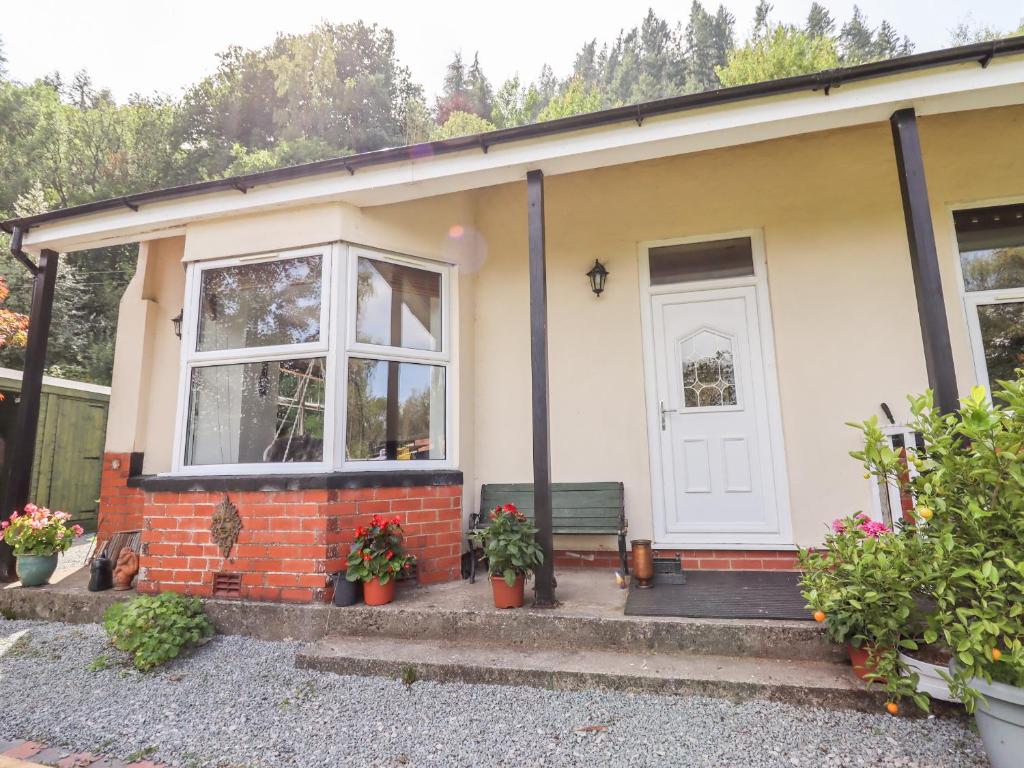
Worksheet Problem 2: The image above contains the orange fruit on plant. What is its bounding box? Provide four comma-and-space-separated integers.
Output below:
918, 506, 934, 521
886, 702, 899, 715
813, 610, 826, 623
992, 648, 1003, 661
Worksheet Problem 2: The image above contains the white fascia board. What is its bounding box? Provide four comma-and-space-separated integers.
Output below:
21, 54, 1024, 254
0, 366, 112, 395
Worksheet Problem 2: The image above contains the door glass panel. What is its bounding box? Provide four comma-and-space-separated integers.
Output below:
650, 238, 754, 285
197, 255, 323, 352
977, 302, 1024, 398
680, 330, 737, 408
355, 257, 442, 351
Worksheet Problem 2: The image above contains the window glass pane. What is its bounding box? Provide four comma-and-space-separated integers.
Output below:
680, 330, 737, 408
355, 257, 442, 351
346, 358, 445, 461
197, 255, 323, 352
955, 205, 1024, 293
185, 358, 326, 465
977, 302, 1024, 400
649, 238, 754, 285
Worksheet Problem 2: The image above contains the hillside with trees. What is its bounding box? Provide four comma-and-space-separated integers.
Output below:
0, 3, 1021, 383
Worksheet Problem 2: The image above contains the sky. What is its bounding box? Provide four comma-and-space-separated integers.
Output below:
3, 1, 1022, 101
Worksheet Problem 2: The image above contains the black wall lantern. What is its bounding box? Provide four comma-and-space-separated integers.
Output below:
586, 259, 609, 297
171, 309, 184, 339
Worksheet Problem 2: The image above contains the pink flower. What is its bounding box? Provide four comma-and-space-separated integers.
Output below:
831, 519, 847, 534
71, 524, 85, 537
859, 519, 891, 538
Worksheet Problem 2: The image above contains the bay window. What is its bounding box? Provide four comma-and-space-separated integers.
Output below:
174, 244, 451, 474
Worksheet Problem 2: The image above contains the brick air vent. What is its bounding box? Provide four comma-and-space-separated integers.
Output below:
212, 572, 242, 598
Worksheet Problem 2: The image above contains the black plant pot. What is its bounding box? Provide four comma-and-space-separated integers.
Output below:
331, 572, 362, 607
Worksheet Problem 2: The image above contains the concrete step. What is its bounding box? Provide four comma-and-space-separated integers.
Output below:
296, 634, 885, 712
319, 604, 843, 663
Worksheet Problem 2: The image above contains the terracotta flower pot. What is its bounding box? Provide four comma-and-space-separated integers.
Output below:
847, 643, 887, 681
363, 576, 396, 606
490, 574, 525, 608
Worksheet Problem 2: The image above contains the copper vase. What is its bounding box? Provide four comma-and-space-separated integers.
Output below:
631, 539, 654, 588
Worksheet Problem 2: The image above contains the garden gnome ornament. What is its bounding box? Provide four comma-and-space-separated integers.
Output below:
112, 547, 139, 590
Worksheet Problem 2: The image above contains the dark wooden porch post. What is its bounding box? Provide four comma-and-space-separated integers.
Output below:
0, 248, 59, 581
527, 170, 556, 607
890, 108, 958, 413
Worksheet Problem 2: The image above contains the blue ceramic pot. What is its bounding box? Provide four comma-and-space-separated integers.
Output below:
16, 553, 58, 587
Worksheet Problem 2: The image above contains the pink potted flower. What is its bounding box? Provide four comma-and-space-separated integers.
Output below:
1, 504, 84, 586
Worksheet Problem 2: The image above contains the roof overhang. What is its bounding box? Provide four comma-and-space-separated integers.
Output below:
8, 41, 1024, 255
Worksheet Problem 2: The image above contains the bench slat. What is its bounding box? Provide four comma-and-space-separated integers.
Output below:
477, 482, 624, 533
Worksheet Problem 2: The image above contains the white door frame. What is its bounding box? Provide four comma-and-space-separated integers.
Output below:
638, 229, 794, 549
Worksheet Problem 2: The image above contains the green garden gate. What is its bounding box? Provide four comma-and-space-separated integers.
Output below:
0, 367, 110, 531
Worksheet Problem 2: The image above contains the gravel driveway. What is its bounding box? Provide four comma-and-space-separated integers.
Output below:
0, 618, 987, 768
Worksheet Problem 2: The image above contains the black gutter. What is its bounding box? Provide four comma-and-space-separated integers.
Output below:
2, 35, 1023, 236
8, 226, 40, 275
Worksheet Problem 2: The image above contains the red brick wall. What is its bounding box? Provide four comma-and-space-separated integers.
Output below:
554, 548, 800, 571
136, 485, 462, 603
97, 453, 146, 541
97, 452, 463, 603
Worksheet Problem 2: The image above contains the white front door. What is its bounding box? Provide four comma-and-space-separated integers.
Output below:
650, 285, 787, 544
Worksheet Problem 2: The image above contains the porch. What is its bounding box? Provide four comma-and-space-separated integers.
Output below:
0, 565, 944, 714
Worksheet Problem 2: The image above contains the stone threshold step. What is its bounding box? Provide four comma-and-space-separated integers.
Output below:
295, 635, 886, 712
321, 605, 843, 663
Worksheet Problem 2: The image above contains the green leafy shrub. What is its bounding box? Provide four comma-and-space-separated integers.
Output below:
469, 504, 544, 586
102, 593, 214, 671
853, 380, 1024, 712
800, 514, 930, 709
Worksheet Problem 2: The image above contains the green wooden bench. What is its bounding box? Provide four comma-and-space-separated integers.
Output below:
468, 482, 627, 582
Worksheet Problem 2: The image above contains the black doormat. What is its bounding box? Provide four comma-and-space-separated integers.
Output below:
624, 570, 811, 621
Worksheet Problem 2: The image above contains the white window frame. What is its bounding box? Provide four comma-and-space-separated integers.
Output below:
338, 245, 453, 471
949, 195, 1024, 399
170, 241, 454, 475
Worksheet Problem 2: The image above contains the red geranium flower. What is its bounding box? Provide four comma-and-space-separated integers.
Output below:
386, 549, 394, 560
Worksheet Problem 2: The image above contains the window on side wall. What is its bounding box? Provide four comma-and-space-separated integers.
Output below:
954, 203, 1024, 400
176, 244, 450, 473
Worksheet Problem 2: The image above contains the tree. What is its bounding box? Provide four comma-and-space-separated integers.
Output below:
949, 16, 1024, 46
492, 75, 545, 128
536, 77, 602, 121
839, 6, 876, 64
716, 24, 839, 87
806, 3, 835, 38
0, 34, 7, 81
753, 1, 774, 39
465, 53, 494, 121
685, 2, 735, 93
0, 277, 28, 351
431, 110, 496, 140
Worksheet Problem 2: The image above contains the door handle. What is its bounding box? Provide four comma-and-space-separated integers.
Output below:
660, 401, 677, 431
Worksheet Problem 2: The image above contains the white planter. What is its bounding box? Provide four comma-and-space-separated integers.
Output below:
898, 651, 959, 702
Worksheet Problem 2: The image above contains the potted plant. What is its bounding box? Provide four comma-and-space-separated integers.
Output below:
855, 382, 1024, 766
1, 503, 84, 587
345, 514, 414, 606
469, 503, 544, 608
800, 512, 930, 712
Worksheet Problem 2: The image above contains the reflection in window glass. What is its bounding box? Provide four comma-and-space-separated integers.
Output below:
346, 358, 445, 461
197, 255, 322, 352
355, 257, 442, 351
977, 302, 1024, 398
955, 205, 1024, 292
649, 238, 754, 285
185, 358, 326, 465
